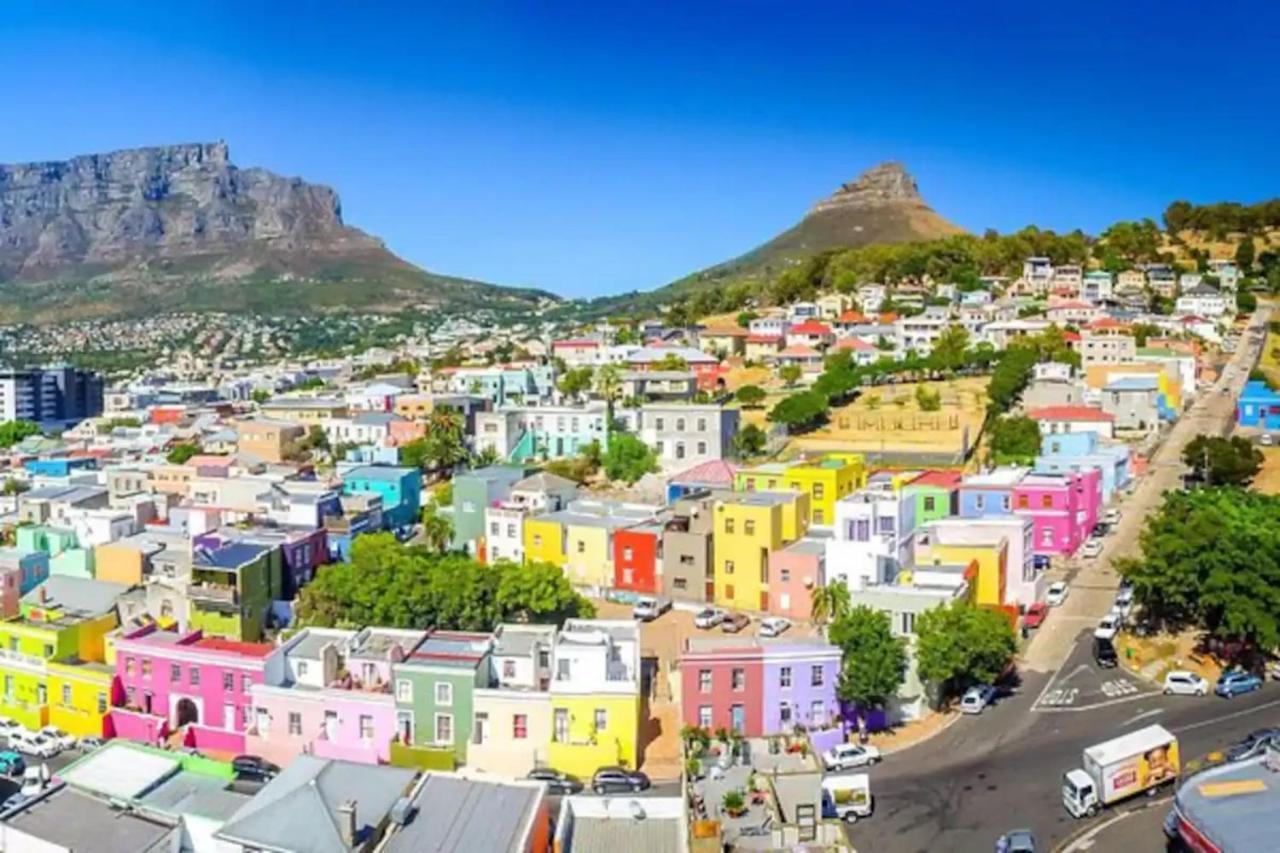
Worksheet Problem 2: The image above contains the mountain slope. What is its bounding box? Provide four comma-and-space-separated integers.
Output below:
0, 142, 554, 322
591, 162, 963, 315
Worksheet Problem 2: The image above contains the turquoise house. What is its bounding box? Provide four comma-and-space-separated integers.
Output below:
341, 465, 423, 531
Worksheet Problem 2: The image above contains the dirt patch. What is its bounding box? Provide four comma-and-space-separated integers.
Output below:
1254, 448, 1280, 495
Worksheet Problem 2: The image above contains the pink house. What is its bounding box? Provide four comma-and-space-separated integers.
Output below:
1010, 470, 1101, 556
245, 626, 424, 766
110, 625, 286, 754
767, 538, 826, 620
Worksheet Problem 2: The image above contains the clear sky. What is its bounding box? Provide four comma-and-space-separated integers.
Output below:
3, 2, 1277, 298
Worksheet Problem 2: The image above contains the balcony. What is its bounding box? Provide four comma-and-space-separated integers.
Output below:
0, 648, 49, 674
187, 583, 239, 611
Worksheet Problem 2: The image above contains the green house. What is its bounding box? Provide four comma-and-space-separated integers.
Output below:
188, 542, 279, 641
902, 471, 961, 527
391, 631, 492, 764
450, 466, 529, 552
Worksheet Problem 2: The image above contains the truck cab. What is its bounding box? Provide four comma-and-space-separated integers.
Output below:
1062, 769, 1098, 818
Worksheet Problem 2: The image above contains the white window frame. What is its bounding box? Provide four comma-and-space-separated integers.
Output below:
435, 681, 453, 706
396, 679, 413, 702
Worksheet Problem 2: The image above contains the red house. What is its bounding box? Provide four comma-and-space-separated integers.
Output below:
613, 523, 663, 594
679, 639, 765, 735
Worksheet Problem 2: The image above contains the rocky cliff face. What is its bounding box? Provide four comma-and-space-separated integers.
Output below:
810, 162, 923, 214
0, 141, 381, 277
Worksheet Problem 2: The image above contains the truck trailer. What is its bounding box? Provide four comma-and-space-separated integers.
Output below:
1063, 724, 1179, 818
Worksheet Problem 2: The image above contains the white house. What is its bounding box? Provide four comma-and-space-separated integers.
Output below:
1175, 285, 1229, 318
824, 485, 917, 591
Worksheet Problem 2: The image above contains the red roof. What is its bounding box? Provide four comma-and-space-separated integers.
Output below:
746, 334, 783, 345
878, 312, 899, 324
1048, 300, 1093, 310
1087, 317, 1130, 331
553, 339, 600, 348
789, 320, 834, 336
834, 337, 875, 351
777, 344, 821, 357
194, 638, 275, 658
837, 310, 868, 324
1026, 405, 1115, 423
907, 470, 962, 489
1062, 331, 1082, 342
671, 459, 739, 486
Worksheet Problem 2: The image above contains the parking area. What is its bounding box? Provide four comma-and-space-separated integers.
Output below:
1032, 629, 1160, 712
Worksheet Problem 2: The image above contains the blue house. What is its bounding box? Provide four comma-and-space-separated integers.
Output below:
22, 457, 97, 478
1237, 381, 1280, 430
341, 465, 423, 531
1035, 431, 1132, 502
957, 468, 1027, 518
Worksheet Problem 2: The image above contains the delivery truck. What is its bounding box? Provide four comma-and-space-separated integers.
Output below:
821, 773, 872, 823
1063, 724, 1179, 818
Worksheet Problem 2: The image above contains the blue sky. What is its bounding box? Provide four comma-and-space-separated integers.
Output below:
3, 2, 1277, 298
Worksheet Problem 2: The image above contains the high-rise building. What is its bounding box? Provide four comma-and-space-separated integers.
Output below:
0, 365, 104, 425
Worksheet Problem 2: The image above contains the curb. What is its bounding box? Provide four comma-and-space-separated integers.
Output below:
1052, 794, 1172, 853
878, 711, 963, 757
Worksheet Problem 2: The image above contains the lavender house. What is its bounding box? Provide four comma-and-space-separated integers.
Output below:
760, 640, 842, 734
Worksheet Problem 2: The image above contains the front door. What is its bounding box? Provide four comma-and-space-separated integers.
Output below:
473, 712, 488, 745
395, 710, 414, 744
730, 704, 745, 733
324, 710, 338, 740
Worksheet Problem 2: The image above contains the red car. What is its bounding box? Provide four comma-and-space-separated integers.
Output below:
1022, 603, 1048, 630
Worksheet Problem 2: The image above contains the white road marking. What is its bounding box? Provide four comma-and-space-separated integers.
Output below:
1120, 707, 1164, 726
1060, 796, 1173, 852
1174, 696, 1280, 734
1058, 664, 1091, 684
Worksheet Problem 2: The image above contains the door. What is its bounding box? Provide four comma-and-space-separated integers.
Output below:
473, 712, 489, 745
730, 704, 745, 733
323, 710, 338, 740
395, 711, 414, 744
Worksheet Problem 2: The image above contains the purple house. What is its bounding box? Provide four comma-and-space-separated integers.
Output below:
760, 641, 843, 734
195, 526, 329, 600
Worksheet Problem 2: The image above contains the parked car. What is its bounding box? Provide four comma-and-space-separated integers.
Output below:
10, 732, 59, 759
1225, 728, 1280, 761
1104, 508, 1121, 526
231, 755, 281, 782
1263, 434, 1275, 447
721, 613, 750, 633
759, 617, 791, 638
822, 743, 882, 771
1093, 637, 1118, 669
1021, 603, 1048, 630
38, 726, 75, 751
1080, 538, 1103, 559
0, 793, 28, 813
526, 768, 584, 795
1162, 670, 1208, 697
1216, 671, 1263, 698
693, 608, 727, 630
1093, 614, 1121, 641
0, 719, 25, 740
591, 767, 650, 794
19, 767, 43, 797
1111, 596, 1133, 620
77, 736, 104, 752
996, 828, 1037, 853
960, 684, 997, 714
1045, 582, 1069, 607
632, 596, 671, 622
0, 751, 24, 776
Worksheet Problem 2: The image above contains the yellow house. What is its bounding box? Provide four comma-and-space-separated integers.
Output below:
523, 517, 566, 567
916, 540, 1008, 606
735, 453, 865, 527
47, 661, 114, 737
546, 619, 642, 778
713, 491, 810, 612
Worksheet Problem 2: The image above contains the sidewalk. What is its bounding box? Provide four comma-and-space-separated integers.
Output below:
868, 709, 959, 755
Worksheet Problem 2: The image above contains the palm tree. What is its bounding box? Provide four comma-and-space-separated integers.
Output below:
594, 364, 623, 438
810, 582, 851, 635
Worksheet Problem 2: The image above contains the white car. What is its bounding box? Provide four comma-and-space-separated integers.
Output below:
1112, 597, 1133, 619
631, 596, 671, 622
1104, 508, 1121, 526
693, 608, 727, 630
38, 726, 75, 751
10, 732, 59, 759
0, 719, 25, 740
758, 617, 792, 638
1163, 670, 1208, 697
959, 684, 997, 714
822, 743, 881, 771
1081, 538, 1103, 559
1093, 614, 1121, 641
1263, 435, 1275, 447
1045, 582, 1069, 607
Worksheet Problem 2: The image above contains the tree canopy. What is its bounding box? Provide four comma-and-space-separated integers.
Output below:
828, 605, 907, 709
733, 423, 767, 457
557, 367, 595, 400
915, 601, 1018, 700
295, 533, 595, 631
0, 421, 41, 449
602, 430, 658, 483
166, 442, 200, 464
735, 385, 767, 408
989, 415, 1042, 464
1182, 435, 1262, 487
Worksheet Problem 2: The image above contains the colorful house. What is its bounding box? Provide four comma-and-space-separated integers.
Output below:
612, 522, 664, 595
451, 466, 528, 554
1237, 380, 1280, 430
1035, 430, 1132, 503
680, 637, 841, 736
714, 491, 810, 613
529, 501, 660, 593
547, 620, 641, 778
1011, 470, 1101, 557
391, 631, 493, 767
342, 465, 423, 532
47, 659, 116, 738
901, 471, 961, 526
826, 484, 917, 591
917, 516, 1039, 608
735, 454, 865, 527
110, 625, 286, 754
958, 468, 1027, 518
189, 542, 279, 641
767, 537, 826, 621
467, 624, 556, 779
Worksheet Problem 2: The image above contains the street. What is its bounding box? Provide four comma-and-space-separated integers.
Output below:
847, 310, 1272, 852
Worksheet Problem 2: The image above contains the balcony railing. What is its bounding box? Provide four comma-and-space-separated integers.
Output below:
187, 583, 239, 608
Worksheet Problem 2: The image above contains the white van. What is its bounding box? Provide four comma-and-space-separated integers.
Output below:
821, 774, 872, 823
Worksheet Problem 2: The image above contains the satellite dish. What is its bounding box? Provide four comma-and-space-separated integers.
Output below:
629, 801, 646, 820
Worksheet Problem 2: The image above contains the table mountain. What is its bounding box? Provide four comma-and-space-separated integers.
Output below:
0, 142, 552, 322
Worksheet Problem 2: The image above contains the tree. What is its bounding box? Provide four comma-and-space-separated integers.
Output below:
472, 445, 501, 468
497, 560, 597, 624
736, 311, 758, 328
1182, 435, 1262, 487
1130, 322, 1162, 347
1237, 290, 1258, 313
1236, 237, 1257, 272
779, 364, 803, 387
989, 415, 1042, 464
733, 423, 767, 458
914, 385, 941, 412
810, 582, 851, 634
166, 443, 199, 464
602, 431, 658, 484
735, 385, 767, 408
655, 353, 689, 372
1117, 489, 1280, 651
828, 606, 907, 710
557, 367, 595, 400
929, 325, 970, 375
250, 389, 271, 404
915, 601, 1018, 701
2, 479, 29, 496
419, 502, 454, 552
0, 421, 40, 449
985, 346, 1037, 416
422, 408, 469, 471
594, 365, 623, 431
767, 391, 828, 433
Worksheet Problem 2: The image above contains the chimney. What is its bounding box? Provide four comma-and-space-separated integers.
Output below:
338, 799, 357, 848
38, 587, 47, 604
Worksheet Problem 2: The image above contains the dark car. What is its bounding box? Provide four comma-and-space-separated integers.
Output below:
591, 766, 650, 794
721, 613, 750, 634
232, 755, 281, 782
526, 768, 584, 795
996, 828, 1036, 852
1093, 637, 1117, 668
1226, 727, 1280, 761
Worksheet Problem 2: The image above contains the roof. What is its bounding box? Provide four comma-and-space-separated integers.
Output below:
625, 345, 716, 364
381, 774, 541, 853
777, 344, 821, 357
837, 310, 868, 323
61, 741, 181, 799
407, 632, 492, 667
2, 786, 177, 853
344, 464, 415, 482
789, 320, 834, 335
1026, 405, 1115, 423
963, 467, 1028, 488
906, 470, 963, 490
699, 325, 749, 337
1105, 376, 1159, 391
493, 624, 555, 658
194, 541, 269, 570
23, 576, 131, 619
552, 339, 600, 348
1175, 754, 1280, 852
216, 756, 416, 853
194, 637, 276, 658
669, 458, 739, 487
745, 334, 783, 344
834, 337, 875, 351
512, 471, 578, 492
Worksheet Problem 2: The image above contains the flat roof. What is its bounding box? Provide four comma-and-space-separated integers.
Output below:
1176, 754, 1280, 852
963, 468, 1027, 488
3, 786, 177, 852
61, 741, 181, 800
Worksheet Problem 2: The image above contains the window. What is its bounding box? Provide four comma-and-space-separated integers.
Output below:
724, 518, 735, 534
725, 584, 735, 599
974, 494, 985, 511
359, 715, 374, 740
553, 708, 569, 742
811, 665, 824, 687
780, 666, 792, 688
396, 679, 413, 701
676, 419, 687, 432
594, 708, 608, 732
435, 713, 454, 745
170, 664, 181, 683
533, 535, 542, 547
223, 673, 234, 692
576, 540, 585, 554
97, 692, 107, 715
724, 560, 734, 575
623, 546, 634, 560
731, 668, 745, 691
697, 419, 707, 432
853, 519, 870, 541
242, 675, 251, 693
1042, 494, 1053, 508
699, 669, 712, 693
810, 700, 826, 726
557, 658, 571, 681
60, 684, 71, 705
190, 667, 200, 686
141, 658, 152, 678
655, 418, 665, 431
503, 660, 516, 679
699, 706, 713, 728
490, 522, 499, 535
436, 682, 453, 706
780, 702, 792, 725
674, 578, 687, 590
900, 612, 916, 634
923, 496, 936, 512
813, 484, 825, 500
655, 441, 664, 455
125, 657, 135, 677
744, 520, 755, 535
287, 711, 303, 736
675, 442, 686, 459
513, 714, 528, 739
297, 661, 309, 678
697, 441, 707, 455
1002, 496, 1011, 511
1041, 527, 1055, 546
679, 554, 694, 566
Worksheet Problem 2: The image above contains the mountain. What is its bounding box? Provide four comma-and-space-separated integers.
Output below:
0, 142, 554, 322
591, 162, 964, 315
